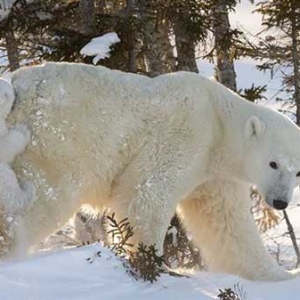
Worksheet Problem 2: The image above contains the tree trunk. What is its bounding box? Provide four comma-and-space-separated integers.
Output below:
290, 3, 300, 125
4, 25, 20, 72
212, 0, 237, 91
138, 0, 175, 77
96, 0, 106, 14
283, 210, 300, 267
80, 0, 96, 35
126, 0, 137, 73
174, 21, 198, 73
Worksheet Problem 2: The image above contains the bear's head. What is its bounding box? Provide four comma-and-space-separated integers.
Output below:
243, 114, 300, 210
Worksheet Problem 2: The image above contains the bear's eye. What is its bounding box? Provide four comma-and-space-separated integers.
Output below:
269, 161, 278, 169
296, 171, 300, 177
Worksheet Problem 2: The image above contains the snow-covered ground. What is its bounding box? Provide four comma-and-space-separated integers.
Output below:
0, 189, 298, 300
0, 243, 299, 300
261, 187, 300, 270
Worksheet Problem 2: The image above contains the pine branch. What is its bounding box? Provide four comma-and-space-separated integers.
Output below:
283, 210, 300, 267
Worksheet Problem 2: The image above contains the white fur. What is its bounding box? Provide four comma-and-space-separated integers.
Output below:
0, 79, 31, 163
74, 206, 106, 245
0, 162, 35, 214
0, 79, 34, 215
178, 179, 295, 281
3, 62, 300, 281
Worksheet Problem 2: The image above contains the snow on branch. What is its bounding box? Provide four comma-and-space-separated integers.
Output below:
80, 32, 121, 65
0, 0, 16, 21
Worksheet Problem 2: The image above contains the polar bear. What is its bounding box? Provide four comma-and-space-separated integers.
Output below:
2, 62, 300, 281
0, 79, 35, 215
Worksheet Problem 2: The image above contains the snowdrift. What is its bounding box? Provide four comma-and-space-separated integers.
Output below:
0, 243, 299, 300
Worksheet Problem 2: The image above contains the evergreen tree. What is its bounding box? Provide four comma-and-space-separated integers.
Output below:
255, 0, 300, 123
170, 0, 209, 73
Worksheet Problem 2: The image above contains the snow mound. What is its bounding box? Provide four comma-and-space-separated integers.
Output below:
80, 32, 121, 65
0, 243, 299, 300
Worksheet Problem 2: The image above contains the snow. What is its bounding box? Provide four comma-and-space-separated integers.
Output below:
0, 243, 299, 300
0, 189, 298, 300
262, 187, 300, 269
80, 32, 121, 65
0, 189, 299, 300
0, 0, 16, 21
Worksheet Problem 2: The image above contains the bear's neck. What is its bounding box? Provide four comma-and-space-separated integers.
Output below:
208, 85, 265, 183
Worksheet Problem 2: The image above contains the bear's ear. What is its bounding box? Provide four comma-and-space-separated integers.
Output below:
244, 115, 266, 139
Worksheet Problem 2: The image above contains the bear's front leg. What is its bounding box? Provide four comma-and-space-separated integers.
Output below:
128, 182, 178, 255
111, 141, 205, 255
179, 178, 296, 281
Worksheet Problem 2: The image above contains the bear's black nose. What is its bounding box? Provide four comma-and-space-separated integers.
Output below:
273, 200, 288, 210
